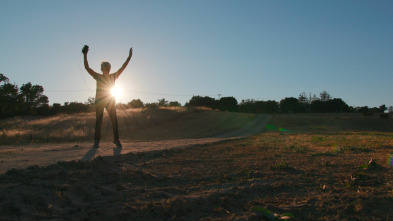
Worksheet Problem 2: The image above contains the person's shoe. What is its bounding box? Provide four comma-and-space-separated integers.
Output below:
93, 141, 100, 148
113, 139, 122, 148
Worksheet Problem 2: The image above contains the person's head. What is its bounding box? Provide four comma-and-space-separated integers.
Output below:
101, 61, 111, 75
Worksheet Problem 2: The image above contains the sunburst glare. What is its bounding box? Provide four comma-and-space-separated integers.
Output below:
111, 86, 122, 100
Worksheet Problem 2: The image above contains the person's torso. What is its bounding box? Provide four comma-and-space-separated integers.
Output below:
94, 74, 116, 100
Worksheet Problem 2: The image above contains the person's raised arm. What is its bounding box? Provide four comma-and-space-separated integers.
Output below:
82, 45, 99, 78
114, 48, 133, 79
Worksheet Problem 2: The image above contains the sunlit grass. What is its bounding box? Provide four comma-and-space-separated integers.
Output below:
254, 131, 393, 154
0, 107, 243, 144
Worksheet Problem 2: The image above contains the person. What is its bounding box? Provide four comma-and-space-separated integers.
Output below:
82, 45, 133, 148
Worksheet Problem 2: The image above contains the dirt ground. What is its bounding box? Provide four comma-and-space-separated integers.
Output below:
0, 109, 270, 174
1, 112, 393, 220
0, 138, 243, 175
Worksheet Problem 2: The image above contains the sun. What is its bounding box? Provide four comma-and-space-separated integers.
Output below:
111, 86, 122, 100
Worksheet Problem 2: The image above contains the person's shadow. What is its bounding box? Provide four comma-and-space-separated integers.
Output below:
81, 148, 98, 161
113, 147, 122, 156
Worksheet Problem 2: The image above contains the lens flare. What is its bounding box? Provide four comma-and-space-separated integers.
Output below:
387, 154, 393, 168
265, 124, 277, 130
279, 128, 291, 133
265, 124, 291, 133
111, 86, 122, 100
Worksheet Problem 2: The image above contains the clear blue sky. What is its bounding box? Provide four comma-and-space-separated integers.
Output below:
1, 0, 392, 107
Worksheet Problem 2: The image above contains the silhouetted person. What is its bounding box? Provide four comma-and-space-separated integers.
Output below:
82, 45, 133, 148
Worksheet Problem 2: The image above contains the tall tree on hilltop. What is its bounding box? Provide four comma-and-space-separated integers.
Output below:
0, 73, 8, 83
298, 92, 308, 104
320, 90, 331, 102
280, 97, 305, 113
20, 82, 49, 114
0, 74, 22, 117
128, 99, 144, 108
187, 96, 216, 109
217, 97, 238, 112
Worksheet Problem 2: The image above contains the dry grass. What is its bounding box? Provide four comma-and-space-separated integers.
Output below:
0, 107, 265, 144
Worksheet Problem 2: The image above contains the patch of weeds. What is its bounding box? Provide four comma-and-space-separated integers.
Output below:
55, 191, 64, 200
257, 145, 270, 151
270, 160, 294, 171
220, 174, 238, 183
331, 144, 373, 153
311, 152, 338, 157
251, 206, 294, 220
359, 159, 380, 170
311, 135, 334, 147
238, 143, 250, 147
319, 161, 333, 167
345, 159, 384, 189
343, 146, 373, 153
284, 145, 308, 153
382, 145, 393, 150
245, 170, 264, 180
311, 135, 326, 143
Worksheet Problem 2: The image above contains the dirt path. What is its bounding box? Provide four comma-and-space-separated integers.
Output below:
0, 138, 239, 174
0, 115, 271, 174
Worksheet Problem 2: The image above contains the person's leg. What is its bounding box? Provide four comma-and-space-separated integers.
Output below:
94, 102, 105, 146
107, 99, 120, 142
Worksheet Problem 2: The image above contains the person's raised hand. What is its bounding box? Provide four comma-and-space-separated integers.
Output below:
82, 45, 89, 54
129, 48, 133, 57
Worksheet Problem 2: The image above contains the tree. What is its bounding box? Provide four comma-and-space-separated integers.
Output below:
63, 102, 90, 113
128, 99, 144, 108
298, 92, 311, 112
238, 99, 255, 113
85, 96, 95, 106
319, 91, 331, 102
116, 102, 128, 110
217, 97, 238, 111
327, 98, 350, 112
0, 74, 21, 117
20, 82, 49, 114
379, 105, 387, 113
279, 97, 304, 113
51, 103, 62, 115
238, 99, 279, 114
310, 100, 324, 113
298, 92, 308, 104
357, 106, 370, 114
157, 98, 169, 107
168, 101, 181, 107
145, 102, 158, 108
262, 100, 279, 113
187, 96, 216, 109
0, 73, 9, 83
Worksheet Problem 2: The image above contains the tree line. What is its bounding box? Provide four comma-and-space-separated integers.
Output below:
0, 73, 390, 119
186, 92, 389, 114
0, 73, 49, 118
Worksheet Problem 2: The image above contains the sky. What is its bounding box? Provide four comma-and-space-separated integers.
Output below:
1, 0, 392, 107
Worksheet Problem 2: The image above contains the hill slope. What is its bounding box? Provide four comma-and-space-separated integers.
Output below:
0, 108, 269, 144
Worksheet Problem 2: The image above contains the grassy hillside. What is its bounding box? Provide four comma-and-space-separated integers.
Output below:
268, 113, 393, 133
0, 107, 265, 144
1, 109, 392, 145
